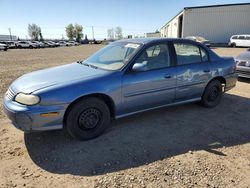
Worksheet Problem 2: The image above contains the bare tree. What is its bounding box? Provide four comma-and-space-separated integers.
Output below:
28, 24, 41, 41
107, 28, 114, 39
115, 27, 123, 39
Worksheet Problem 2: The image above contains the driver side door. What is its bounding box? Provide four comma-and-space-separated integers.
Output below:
122, 43, 176, 114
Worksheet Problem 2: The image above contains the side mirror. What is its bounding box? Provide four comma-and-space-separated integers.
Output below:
132, 61, 147, 72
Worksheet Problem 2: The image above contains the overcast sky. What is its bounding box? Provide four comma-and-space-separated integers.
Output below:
0, 0, 249, 39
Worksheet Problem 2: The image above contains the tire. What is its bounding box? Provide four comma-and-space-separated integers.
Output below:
29, 45, 33, 49
4, 48, 7, 51
201, 80, 222, 108
65, 97, 110, 140
231, 43, 236, 48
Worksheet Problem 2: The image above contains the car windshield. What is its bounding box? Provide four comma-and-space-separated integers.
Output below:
82, 42, 142, 71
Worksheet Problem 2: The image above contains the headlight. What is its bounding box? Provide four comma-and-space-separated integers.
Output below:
15, 93, 40, 105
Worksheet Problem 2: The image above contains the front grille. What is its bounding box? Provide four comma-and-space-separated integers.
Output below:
5, 88, 16, 100
237, 61, 250, 67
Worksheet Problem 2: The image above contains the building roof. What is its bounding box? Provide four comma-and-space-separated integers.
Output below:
160, 10, 183, 29
161, 3, 250, 29
184, 3, 250, 10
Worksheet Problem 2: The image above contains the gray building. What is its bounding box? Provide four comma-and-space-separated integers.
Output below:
0, 34, 17, 41
160, 3, 250, 43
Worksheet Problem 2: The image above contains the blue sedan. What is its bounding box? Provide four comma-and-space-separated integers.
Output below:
4, 38, 237, 140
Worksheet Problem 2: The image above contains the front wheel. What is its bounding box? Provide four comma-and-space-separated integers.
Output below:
65, 97, 110, 140
201, 80, 222, 108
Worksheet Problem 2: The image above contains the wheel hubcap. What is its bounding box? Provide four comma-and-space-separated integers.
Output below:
78, 108, 101, 130
208, 87, 219, 101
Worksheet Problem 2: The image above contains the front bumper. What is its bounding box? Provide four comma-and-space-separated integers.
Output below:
3, 95, 68, 132
236, 66, 250, 79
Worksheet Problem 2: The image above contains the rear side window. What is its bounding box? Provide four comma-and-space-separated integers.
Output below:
174, 43, 208, 65
238, 36, 245, 40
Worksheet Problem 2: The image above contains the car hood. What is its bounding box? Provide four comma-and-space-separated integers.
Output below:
200, 40, 210, 43
11, 63, 108, 93
236, 51, 250, 61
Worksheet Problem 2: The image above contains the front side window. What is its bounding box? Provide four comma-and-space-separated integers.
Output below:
134, 44, 170, 71
174, 43, 208, 65
84, 42, 142, 71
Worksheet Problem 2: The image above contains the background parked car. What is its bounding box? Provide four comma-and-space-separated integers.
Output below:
185, 36, 211, 47
0, 41, 16, 49
235, 48, 250, 78
15, 41, 33, 49
48, 41, 57, 47
58, 41, 67, 46
33, 41, 45, 48
30, 41, 40, 48
229, 35, 250, 47
43, 41, 55, 48
68, 41, 80, 46
0, 43, 8, 51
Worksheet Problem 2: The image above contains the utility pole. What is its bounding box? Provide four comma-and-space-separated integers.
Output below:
8, 28, 12, 41
92, 26, 95, 40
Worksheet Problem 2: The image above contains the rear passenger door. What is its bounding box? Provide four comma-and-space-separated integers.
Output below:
174, 42, 212, 101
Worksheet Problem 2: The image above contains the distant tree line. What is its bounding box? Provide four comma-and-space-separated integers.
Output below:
65, 23, 83, 42
107, 27, 123, 40
27, 23, 123, 41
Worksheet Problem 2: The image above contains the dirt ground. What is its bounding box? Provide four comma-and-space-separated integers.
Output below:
0, 46, 249, 188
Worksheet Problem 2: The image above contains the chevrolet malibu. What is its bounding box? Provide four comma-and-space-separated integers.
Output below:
4, 38, 237, 140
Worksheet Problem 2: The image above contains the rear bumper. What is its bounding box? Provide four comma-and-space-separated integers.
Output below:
224, 73, 238, 92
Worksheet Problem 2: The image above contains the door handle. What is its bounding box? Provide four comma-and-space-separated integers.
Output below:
203, 69, 210, 73
164, 75, 172, 79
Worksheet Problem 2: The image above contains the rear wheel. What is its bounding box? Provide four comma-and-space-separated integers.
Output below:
65, 97, 110, 140
231, 43, 236, 48
201, 80, 222, 108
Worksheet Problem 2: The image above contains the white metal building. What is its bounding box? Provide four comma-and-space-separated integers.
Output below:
160, 3, 250, 43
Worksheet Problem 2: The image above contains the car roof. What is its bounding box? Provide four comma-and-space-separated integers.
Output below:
116, 38, 198, 45
232, 34, 250, 37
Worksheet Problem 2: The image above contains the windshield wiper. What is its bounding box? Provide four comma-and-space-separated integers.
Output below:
88, 64, 98, 69
81, 62, 98, 69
